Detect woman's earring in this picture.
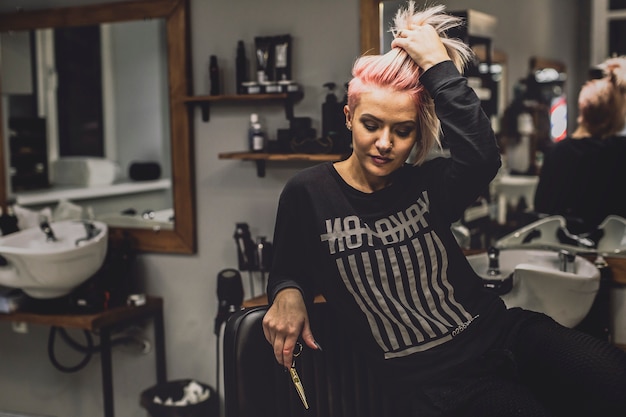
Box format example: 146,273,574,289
346,122,352,131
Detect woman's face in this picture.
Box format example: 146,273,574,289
344,86,419,188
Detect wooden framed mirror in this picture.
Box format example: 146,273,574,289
0,0,196,254
360,0,383,55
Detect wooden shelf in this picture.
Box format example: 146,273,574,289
219,151,345,161
184,92,304,121
184,92,302,103
0,296,163,330
219,151,348,177
189,91,347,176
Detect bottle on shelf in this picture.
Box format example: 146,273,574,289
210,55,220,95
321,82,352,154
0,202,19,236
248,113,266,152
235,41,247,95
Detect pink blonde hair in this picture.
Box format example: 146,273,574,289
598,55,626,94
347,2,473,164
578,56,626,138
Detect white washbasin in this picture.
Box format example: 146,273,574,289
467,249,600,327
491,175,538,224
0,220,108,299
595,215,626,254
495,215,626,256
492,175,538,200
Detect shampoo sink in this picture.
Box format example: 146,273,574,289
494,215,626,255
0,220,108,299
467,249,600,328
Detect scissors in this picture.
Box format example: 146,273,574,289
289,342,309,409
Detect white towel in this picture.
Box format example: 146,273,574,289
52,157,120,187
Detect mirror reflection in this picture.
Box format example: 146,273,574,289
0,0,196,254
1,19,173,231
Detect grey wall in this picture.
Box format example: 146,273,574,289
0,1,589,416
112,19,170,179
0,31,33,94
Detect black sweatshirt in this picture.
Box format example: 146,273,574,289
534,135,626,234
268,61,507,385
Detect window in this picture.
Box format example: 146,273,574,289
610,0,626,10
592,0,626,64
609,18,626,56
54,25,105,157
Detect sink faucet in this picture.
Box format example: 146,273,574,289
558,249,577,273
39,219,57,242
487,246,500,276
557,227,596,249
75,221,101,246
83,221,100,239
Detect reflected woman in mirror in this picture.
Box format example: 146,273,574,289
263,2,626,416
534,56,626,235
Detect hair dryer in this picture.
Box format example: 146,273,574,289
214,268,244,335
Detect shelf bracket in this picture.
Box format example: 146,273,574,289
255,160,266,177
284,100,294,120
199,103,210,122
285,92,302,120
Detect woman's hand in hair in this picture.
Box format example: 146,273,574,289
391,24,451,72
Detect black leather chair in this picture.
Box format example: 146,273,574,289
223,303,394,417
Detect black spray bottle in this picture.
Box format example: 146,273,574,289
322,82,351,153
209,55,220,95
0,204,19,236
233,222,258,296
235,41,247,94
234,223,256,270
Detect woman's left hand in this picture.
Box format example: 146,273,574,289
391,24,450,72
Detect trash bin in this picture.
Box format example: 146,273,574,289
140,379,218,417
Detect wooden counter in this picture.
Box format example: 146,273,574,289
243,293,325,308
602,256,626,285
0,296,167,417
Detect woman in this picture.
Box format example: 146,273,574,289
263,3,626,416
534,56,626,234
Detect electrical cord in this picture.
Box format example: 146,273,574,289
58,327,102,353
47,327,94,373
216,330,221,407
47,326,144,373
